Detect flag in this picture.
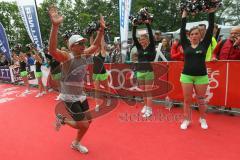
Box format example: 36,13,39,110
17,0,43,51
0,23,11,61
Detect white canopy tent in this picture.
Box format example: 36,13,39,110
167,20,235,39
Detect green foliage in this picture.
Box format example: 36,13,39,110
0,0,239,49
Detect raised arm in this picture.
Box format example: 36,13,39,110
202,11,215,48
84,15,105,55
132,25,141,49
48,6,69,62
100,35,106,56
180,10,189,49
146,22,154,48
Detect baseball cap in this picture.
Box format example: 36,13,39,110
68,35,87,48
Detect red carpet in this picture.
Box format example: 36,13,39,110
0,83,240,160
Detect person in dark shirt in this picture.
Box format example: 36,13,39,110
19,52,31,94
35,52,47,97
179,9,216,130
132,20,156,118
90,34,111,112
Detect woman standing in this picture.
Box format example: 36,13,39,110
91,35,111,112
132,20,156,118
180,8,216,130
19,52,30,95
34,52,46,97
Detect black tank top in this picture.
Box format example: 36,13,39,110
93,53,106,74
19,61,26,72
50,59,61,74
35,61,42,72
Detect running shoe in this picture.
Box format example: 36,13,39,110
71,142,88,154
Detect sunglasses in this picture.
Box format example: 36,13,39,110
74,41,85,46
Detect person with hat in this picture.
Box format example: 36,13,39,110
48,6,105,154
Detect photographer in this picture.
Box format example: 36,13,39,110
179,8,217,130
132,16,156,118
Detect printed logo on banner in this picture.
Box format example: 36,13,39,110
120,0,125,28
0,66,11,82
17,1,43,50
192,68,220,102
24,6,42,49
206,68,220,102
0,23,11,61
11,66,35,82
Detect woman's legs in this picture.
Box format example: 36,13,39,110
181,83,194,120
22,76,30,93
138,79,153,117
194,84,208,119
93,80,101,110
100,79,111,106
194,84,209,129
38,77,43,93
145,80,153,109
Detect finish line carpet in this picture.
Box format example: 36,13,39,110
0,83,239,160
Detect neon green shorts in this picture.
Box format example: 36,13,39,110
20,71,28,77
35,72,42,78
93,73,108,81
180,74,209,84
136,71,154,81
51,73,61,80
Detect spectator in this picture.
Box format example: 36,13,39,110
212,26,240,60
155,37,171,61
170,39,184,61
154,30,162,47
198,23,217,61
0,53,9,66
26,53,35,66
111,42,125,63
212,26,240,115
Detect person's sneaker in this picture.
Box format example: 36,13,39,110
55,95,60,101
141,105,147,114
199,118,208,129
95,105,100,112
23,89,30,95
35,93,42,98
142,107,152,118
180,120,190,130
71,142,88,154
55,114,65,131
42,91,47,95
48,88,54,92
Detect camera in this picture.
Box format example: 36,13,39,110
129,7,154,25
62,30,73,41
83,21,100,35
180,0,222,14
